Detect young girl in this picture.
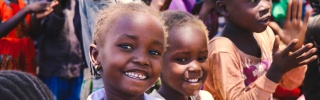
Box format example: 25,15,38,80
149,10,214,100
204,0,316,99
88,3,167,100
0,0,57,75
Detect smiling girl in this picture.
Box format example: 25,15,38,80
149,10,214,100
88,3,167,100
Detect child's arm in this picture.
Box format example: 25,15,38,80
0,1,53,37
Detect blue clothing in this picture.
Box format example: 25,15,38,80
39,73,83,100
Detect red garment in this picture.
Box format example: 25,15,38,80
0,0,36,75
273,86,301,99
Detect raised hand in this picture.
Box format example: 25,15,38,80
267,35,317,83
278,0,310,50
26,1,59,18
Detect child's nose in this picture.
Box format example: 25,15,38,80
259,0,271,11
187,61,202,72
187,61,203,78
132,53,150,66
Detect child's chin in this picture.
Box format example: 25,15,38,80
184,90,200,97
123,87,148,95
254,26,268,33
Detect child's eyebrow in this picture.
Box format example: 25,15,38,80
118,34,164,47
118,34,138,40
175,51,191,55
201,50,208,53
151,40,164,47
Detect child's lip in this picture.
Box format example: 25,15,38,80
183,77,203,83
123,68,150,80
259,15,271,22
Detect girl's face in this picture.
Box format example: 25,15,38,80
92,13,165,97
224,0,272,32
161,25,208,96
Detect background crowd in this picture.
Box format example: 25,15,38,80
0,0,319,100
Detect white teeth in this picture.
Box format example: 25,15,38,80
187,79,199,83
125,72,147,80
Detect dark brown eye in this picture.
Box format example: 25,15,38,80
198,57,207,62
118,44,134,51
120,45,132,49
250,0,257,2
149,50,161,56
176,58,188,62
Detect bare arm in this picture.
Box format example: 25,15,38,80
0,1,56,38
0,7,30,37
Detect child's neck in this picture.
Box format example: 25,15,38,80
221,21,262,58
104,88,144,100
158,84,190,100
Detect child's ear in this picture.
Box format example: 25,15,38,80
89,44,100,66
216,1,229,16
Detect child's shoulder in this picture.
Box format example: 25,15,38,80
87,89,105,100
208,36,237,54
198,90,214,100
148,89,165,100
144,92,159,100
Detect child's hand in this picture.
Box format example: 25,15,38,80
26,1,59,18
267,35,317,83
278,0,310,50
26,1,51,13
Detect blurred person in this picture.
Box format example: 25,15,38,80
0,0,57,75
36,0,85,99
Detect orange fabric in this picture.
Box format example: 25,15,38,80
0,0,36,75
204,27,306,100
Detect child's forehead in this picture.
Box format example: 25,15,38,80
114,12,160,26
106,12,165,42
109,12,163,34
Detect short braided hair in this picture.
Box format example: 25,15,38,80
93,2,167,47
0,70,54,100
160,10,209,43
91,3,168,76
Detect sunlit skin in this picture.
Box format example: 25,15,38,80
158,24,209,100
217,0,272,58
216,0,317,85
90,12,165,100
